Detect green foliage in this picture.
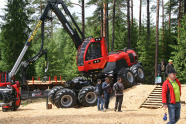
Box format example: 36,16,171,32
86,0,103,37
171,15,186,83
46,28,79,80
136,26,156,84
29,28,79,81
0,0,31,75
111,1,128,50
158,25,177,62
130,19,139,49
0,33,2,64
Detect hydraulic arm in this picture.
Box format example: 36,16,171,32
0,0,85,111
9,0,84,82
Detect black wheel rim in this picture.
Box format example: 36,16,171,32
85,92,96,104
61,95,73,107
127,72,134,83
138,68,144,79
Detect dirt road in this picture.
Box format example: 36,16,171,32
0,84,185,124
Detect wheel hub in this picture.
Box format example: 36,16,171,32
127,72,134,83
138,68,144,78
85,92,96,104
61,95,73,107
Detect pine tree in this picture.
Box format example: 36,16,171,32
147,0,150,39
48,28,79,80
127,0,130,48
171,15,186,83
137,25,156,84
155,0,160,77
159,0,178,62
111,0,116,52
86,0,104,37
0,33,2,64
0,0,31,74
110,0,128,50
139,0,142,35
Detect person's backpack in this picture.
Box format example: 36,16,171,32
94,85,100,95
114,83,119,91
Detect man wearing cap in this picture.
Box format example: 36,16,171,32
166,59,175,75
162,69,181,124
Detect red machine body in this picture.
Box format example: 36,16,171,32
107,49,138,66
77,37,138,76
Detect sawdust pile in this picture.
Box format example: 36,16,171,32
0,84,185,124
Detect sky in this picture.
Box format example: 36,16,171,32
0,0,168,27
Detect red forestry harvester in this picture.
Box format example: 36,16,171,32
0,0,145,111
0,72,21,112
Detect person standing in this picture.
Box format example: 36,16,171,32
95,79,104,111
113,77,124,112
162,69,181,124
157,60,166,82
166,59,175,75
102,77,112,110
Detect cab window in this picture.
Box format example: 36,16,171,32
1,73,5,82
85,42,102,61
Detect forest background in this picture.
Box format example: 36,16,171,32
0,0,186,84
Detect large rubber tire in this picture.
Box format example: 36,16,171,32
2,108,9,112
54,88,77,108
72,77,86,82
48,86,64,104
78,86,97,107
131,64,145,83
21,85,27,91
119,68,135,88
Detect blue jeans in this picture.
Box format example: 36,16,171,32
167,102,181,124
97,95,104,110
104,93,110,109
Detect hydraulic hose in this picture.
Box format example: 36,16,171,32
25,22,45,64
19,21,45,100
20,68,30,100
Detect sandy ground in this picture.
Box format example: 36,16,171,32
0,84,185,124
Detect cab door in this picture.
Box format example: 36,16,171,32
84,42,108,71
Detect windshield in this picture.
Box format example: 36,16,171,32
77,39,90,66
85,42,102,61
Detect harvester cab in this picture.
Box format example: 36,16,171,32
77,37,108,76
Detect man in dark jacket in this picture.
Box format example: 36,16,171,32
102,77,112,110
166,59,175,75
113,77,124,112
162,69,181,124
95,79,104,111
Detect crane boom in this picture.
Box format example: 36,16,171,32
9,0,83,81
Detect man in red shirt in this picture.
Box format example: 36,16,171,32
162,69,181,124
